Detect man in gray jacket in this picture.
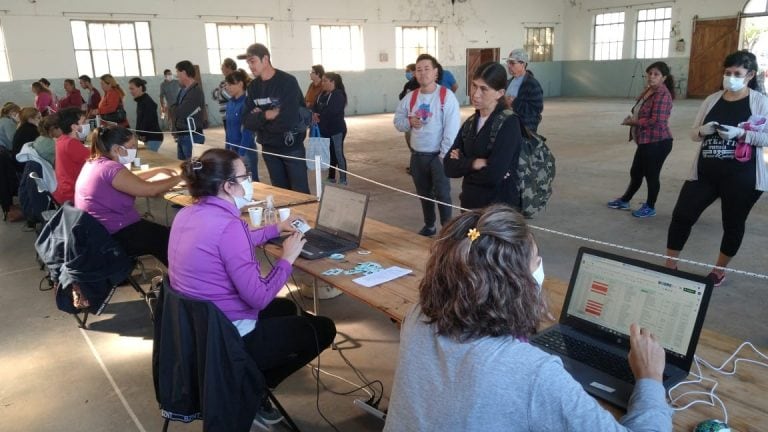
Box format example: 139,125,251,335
172,60,205,160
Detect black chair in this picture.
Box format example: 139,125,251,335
34,204,150,328
153,277,300,432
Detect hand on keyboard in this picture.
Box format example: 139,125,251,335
281,231,307,264
628,323,665,382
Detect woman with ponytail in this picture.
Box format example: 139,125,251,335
74,126,179,265
608,61,675,218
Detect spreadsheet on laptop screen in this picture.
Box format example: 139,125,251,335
317,187,367,237
566,253,706,357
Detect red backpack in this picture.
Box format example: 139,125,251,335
409,85,448,113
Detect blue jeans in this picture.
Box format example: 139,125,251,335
145,140,162,152
236,145,260,182
176,132,205,160
262,144,310,193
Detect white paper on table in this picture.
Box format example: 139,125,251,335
352,266,412,288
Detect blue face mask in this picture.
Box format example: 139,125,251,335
405,72,414,81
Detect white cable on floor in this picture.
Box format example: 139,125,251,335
306,364,375,399
79,328,147,432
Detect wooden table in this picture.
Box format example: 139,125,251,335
164,182,768,431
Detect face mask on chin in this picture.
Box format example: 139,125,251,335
117,147,137,165
231,177,253,210
165,75,172,82
76,123,91,141
532,258,545,293
723,75,748,92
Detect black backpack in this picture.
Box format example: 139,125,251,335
462,109,555,217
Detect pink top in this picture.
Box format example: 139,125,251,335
75,157,141,234
35,92,54,115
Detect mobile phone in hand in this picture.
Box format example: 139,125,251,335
291,219,311,234
714,124,728,131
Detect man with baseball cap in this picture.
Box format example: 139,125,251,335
504,48,544,132
240,43,310,193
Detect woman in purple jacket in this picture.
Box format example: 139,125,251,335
168,148,336,426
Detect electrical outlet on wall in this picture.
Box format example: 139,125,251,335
379,52,389,62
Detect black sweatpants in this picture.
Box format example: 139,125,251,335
667,171,762,257
620,139,673,208
112,219,170,266
410,152,452,227
243,298,336,388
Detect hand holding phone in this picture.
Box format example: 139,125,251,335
714,124,728,131
290,219,311,234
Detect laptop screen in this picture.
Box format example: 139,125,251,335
566,251,708,358
315,186,368,240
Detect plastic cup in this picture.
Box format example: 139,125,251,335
123,163,132,170
133,157,141,168
140,164,149,171
248,207,264,227
278,208,290,221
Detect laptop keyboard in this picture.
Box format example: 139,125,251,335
305,230,348,251
535,331,637,384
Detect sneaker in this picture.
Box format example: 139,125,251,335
707,271,726,287
339,178,348,185
253,397,283,426
632,203,656,218
417,226,437,237
326,178,337,184
607,198,630,210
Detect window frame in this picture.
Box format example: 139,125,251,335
524,26,554,62
310,24,365,72
635,7,672,59
204,22,270,73
0,22,11,81
70,20,156,78
592,12,626,61
395,26,439,69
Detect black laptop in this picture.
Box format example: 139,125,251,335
530,247,714,408
269,185,369,260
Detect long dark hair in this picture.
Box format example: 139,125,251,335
646,61,675,99
180,148,240,198
723,50,759,90
324,72,347,107
419,205,545,341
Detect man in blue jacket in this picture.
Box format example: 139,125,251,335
505,48,544,132
240,44,309,193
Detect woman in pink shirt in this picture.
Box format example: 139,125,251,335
168,148,336,426
75,126,180,265
31,82,54,116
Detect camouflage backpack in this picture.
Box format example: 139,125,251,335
466,109,555,218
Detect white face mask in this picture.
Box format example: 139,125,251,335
532,258,545,292
165,75,173,82
723,75,748,92
118,146,137,165
76,122,91,141
232,177,253,210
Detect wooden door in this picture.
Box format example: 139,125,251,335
465,48,500,97
687,17,740,98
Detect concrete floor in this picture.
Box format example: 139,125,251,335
0,97,765,431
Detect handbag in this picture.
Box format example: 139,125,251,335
101,103,127,124
306,124,330,170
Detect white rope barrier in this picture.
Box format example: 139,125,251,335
115,123,768,281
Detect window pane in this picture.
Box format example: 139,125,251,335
75,50,94,77
123,50,140,76
0,55,10,82
103,24,121,49
135,22,152,49
139,50,155,76
205,23,218,49
107,50,125,76
89,24,107,50
92,51,109,76
208,49,221,74
71,21,90,49
635,7,671,59
120,24,136,49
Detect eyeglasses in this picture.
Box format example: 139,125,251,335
228,174,252,183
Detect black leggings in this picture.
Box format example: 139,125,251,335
243,298,336,388
667,176,762,257
620,139,673,208
112,219,170,266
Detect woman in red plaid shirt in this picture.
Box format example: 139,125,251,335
608,61,675,218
